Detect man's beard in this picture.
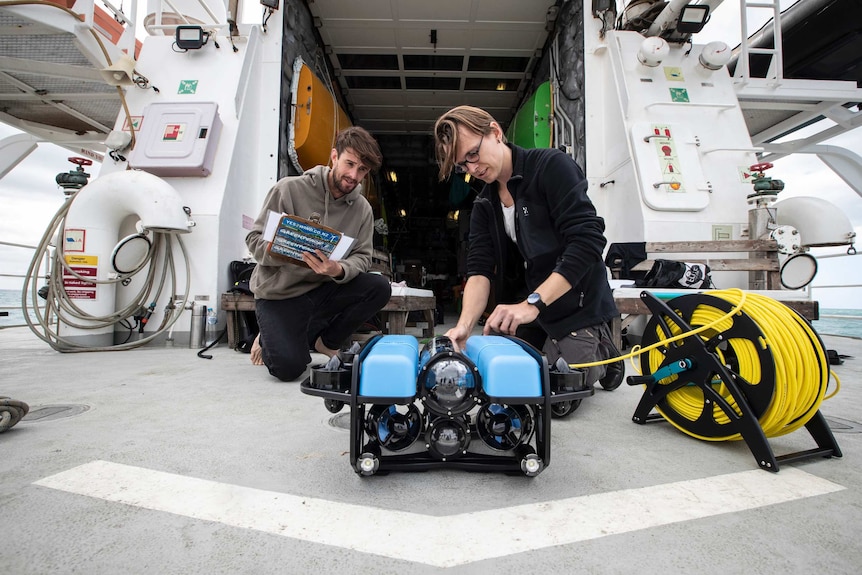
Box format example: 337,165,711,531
331,166,358,197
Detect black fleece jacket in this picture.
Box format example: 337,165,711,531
465,144,618,339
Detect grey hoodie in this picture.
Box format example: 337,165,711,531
245,165,375,300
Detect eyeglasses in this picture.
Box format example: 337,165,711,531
454,133,485,174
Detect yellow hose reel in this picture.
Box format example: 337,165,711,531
629,289,842,472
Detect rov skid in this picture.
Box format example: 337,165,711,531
301,335,592,476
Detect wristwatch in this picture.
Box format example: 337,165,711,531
526,292,547,312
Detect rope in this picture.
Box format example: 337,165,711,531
0,397,29,432
643,290,831,441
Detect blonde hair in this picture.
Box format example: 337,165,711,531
433,106,506,181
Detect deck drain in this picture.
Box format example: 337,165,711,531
22,404,90,423
825,416,862,434
328,412,351,430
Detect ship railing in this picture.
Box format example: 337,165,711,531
0,239,45,330
144,0,231,35
809,251,862,327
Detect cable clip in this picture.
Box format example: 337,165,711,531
628,358,693,386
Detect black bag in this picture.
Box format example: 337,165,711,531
635,259,712,289
229,260,255,295
604,242,648,281
228,261,258,352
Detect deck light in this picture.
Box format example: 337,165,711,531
520,453,543,477
637,37,669,67
677,4,710,34
699,41,731,70
175,26,206,50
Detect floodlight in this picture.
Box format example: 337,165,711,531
677,4,710,34
176,26,206,50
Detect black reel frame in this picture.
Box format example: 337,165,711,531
301,334,594,476
628,291,842,472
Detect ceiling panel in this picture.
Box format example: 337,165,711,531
306,0,557,162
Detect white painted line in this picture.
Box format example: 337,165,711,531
34,461,844,568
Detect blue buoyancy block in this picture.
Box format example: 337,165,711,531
359,335,420,398
464,336,542,398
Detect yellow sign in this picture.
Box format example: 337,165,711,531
664,67,684,81
65,254,98,266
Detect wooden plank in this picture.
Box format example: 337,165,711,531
645,240,778,253
614,294,818,320
221,292,438,342
221,292,255,311
381,295,436,312
631,258,780,272
223,294,438,315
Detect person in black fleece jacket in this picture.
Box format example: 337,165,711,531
433,106,623,390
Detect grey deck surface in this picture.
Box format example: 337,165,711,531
1,321,860,574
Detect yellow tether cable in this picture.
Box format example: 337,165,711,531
568,288,751,370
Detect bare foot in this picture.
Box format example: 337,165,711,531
250,334,264,365
314,336,338,359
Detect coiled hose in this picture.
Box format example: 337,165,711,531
0,397,29,432
640,289,832,441
21,193,191,352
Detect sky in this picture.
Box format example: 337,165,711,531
1,0,860,306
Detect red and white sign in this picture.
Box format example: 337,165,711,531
163,123,186,141
63,255,98,300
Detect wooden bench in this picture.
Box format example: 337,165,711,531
220,290,436,349
221,249,437,349
608,240,819,349
616,240,783,288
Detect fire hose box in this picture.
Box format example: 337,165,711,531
128,101,222,177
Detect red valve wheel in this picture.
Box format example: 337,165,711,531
749,162,773,172
68,157,93,166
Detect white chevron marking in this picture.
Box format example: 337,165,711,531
34,460,844,568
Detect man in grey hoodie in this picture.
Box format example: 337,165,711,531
245,127,391,381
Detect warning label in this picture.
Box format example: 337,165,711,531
163,123,186,142
64,229,85,252
63,255,97,300
65,254,98,266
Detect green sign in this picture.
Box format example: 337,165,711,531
669,88,690,103
178,80,198,94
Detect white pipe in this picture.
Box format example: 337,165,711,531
646,0,693,37
58,170,191,345
65,169,192,233
0,134,39,179
775,196,856,248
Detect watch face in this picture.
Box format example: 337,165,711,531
528,293,541,305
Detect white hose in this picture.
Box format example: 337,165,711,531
21,189,193,352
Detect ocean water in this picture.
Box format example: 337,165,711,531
1,288,860,338
0,288,27,328
811,309,862,340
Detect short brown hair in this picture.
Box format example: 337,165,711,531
335,126,383,172
433,106,505,181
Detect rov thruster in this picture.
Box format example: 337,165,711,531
300,335,593,476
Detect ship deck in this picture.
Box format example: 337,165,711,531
1,321,860,573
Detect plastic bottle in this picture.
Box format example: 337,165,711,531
206,307,218,345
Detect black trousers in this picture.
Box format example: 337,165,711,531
255,273,391,381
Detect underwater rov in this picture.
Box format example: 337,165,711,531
300,335,593,476
627,289,842,472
